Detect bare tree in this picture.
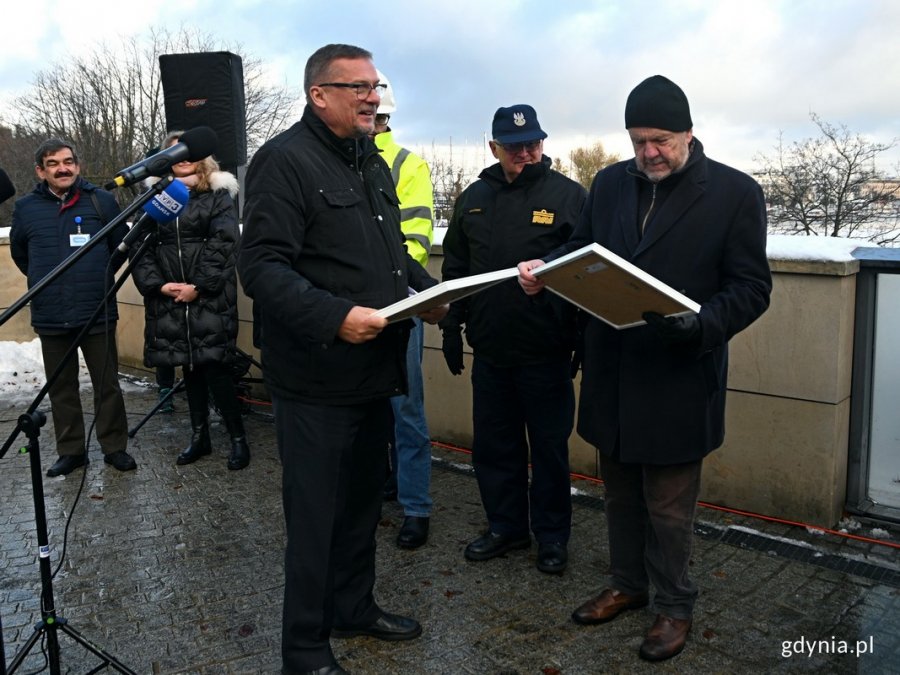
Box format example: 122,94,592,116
1,27,296,204
421,141,476,222
755,113,900,242
564,141,621,189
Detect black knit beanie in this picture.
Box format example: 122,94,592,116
624,75,693,131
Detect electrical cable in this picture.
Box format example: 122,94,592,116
429,440,900,551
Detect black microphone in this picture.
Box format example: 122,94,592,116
110,178,190,269
0,167,15,204
105,126,218,189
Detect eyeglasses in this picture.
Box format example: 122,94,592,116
317,82,388,100
375,114,391,126
495,139,542,154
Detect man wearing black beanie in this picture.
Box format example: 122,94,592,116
518,75,772,661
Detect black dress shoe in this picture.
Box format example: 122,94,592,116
227,436,250,470
464,531,530,561
291,665,349,675
104,450,137,472
47,454,87,477
536,542,568,574
331,611,422,641
396,516,429,549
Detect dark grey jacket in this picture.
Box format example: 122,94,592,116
10,177,125,331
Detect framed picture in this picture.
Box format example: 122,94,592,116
533,243,700,329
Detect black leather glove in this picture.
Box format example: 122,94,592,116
441,329,465,375
642,311,702,347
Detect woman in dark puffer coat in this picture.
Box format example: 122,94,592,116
132,130,249,470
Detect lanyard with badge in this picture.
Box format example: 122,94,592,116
69,215,90,247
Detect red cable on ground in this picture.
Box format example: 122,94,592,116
238,395,272,407
430,440,900,551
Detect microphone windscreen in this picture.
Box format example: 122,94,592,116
180,126,219,162
142,179,190,222
0,167,16,203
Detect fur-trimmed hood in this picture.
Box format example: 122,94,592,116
144,170,239,197
208,170,240,197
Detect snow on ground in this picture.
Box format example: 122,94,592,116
0,338,47,405
0,338,148,407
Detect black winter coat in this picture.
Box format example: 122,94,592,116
548,139,772,465
238,107,437,404
10,178,125,331
442,158,586,366
131,171,240,368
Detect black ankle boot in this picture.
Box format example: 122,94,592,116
177,423,211,465
227,436,250,470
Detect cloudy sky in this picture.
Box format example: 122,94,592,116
1,0,898,175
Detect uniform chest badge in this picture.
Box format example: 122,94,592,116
532,209,555,225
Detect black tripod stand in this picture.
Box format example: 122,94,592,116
0,180,172,673
127,378,185,438
4,411,136,675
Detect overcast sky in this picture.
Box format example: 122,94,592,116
1,0,898,176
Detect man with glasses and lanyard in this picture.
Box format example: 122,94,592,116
238,44,445,675
439,105,586,575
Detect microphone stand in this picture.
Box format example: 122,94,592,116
0,182,169,673
127,377,185,438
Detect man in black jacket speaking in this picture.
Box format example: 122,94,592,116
238,44,445,675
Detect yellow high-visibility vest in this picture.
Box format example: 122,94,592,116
375,131,434,266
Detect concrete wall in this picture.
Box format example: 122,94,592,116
419,250,859,527
0,235,858,526
709,259,858,525
0,235,33,342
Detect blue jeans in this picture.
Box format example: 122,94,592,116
390,319,433,518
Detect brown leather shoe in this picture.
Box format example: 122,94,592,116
571,588,649,625
639,614,692,661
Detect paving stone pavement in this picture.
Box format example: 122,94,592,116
1,379,899,674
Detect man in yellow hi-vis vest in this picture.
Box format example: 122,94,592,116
372,70,435,549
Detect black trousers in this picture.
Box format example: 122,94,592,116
273,395,390,672
471,358,575,543
155,365,176,389
39,327,129,457
182,362,244,435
